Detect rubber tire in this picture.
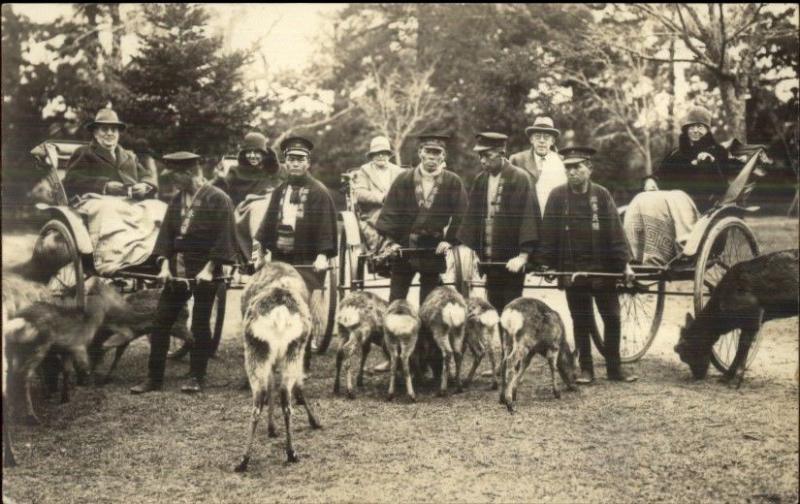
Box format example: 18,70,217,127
40,219,85,310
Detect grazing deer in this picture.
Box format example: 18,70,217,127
675,249,799,385
88,288,192,385
500,297,578,413
235,262,321,472
383,300,420,402
419,286,468,396
463,297,500,390
4,277,129,424
334,291,388,399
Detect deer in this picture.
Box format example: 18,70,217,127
500,297,578,413
334,290,388,399
462,297,500,390
383,299,420,402
419,286,468,396
675,249,799,386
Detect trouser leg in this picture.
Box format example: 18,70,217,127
389,259,414,302
189,281,218,379
149,282,193,382
486,268,525,313
418,272,441,307
565,288,594,372
593,287,622,372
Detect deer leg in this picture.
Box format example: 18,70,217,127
2,394,15,467
280,385,298,463
103,344,129,385
401,335,417,402
294,385,321,430
452,329,465,393
432,329,453,397
387,340,398,401
60,354,71,404
234,387,267,473
341,336,358,399
23,369,40,426
357,339,372,387
334,341,346,395
498,326,509,404
463,337,484,388
547,350,560,399
266,380,278,438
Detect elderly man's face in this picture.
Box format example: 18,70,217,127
285,153,310,178
171,165,202,191
419,146,445,172
566,161,592,191
245,150,264,167
93,125,120,150
479,148,504,173
530,132,555,157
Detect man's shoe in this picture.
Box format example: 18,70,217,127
607,368,638,383
181,377,205,394
130,380,162,395
575,369,595,385
372,360,391,373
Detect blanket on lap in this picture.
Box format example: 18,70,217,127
623,190,699,266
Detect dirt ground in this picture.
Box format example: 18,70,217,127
2,216,798,503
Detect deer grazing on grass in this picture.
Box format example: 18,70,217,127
234,262,321,472
383,299,420,402
419,286,468,396
500,297,578,413
675,249,799,386
4,277,129,424
334,291,388,399
463,297,500,390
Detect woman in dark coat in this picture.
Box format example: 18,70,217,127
624,106,733,266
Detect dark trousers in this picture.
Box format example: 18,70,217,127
483,266,525,313
565,284,622,373
388,256,442,306
148,280,218,382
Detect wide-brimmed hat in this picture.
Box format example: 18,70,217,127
473,132,508,153
240,132,269,157
86,108,127,131
367,136,393,157
681,106,712,130
524,116,560,139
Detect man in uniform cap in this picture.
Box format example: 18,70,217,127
131,151,237,395
459,132,541,312
537,146,638,384
376,131,467,381
509,116,567,211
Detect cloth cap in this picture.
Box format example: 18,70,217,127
473,132,508,152
86,108,127,131
240,132,269,156
367,136,393,157
524,116,560,139
560,146,597,166
161,151,201,176
416,132,450,150
681,106,712,130
280,136,313,156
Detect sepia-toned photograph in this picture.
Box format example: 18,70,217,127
2,3,798,502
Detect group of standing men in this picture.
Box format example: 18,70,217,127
62,107,636,395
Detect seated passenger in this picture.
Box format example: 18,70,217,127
624,106,732,266
61,108,166,274
212,132,284,261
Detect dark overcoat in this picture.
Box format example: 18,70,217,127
254,174,338,265
153,184,238,278
63,141,158,199
538,182,630,277
459,159,541,262
212,150,285,206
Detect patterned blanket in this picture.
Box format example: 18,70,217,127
623,190,699,266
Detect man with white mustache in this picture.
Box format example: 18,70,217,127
509,116,567,211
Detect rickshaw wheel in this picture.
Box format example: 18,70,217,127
694,216,760,373
338,234,365,300
311,263,338,354
167,282,227,360
39,219,85,310
590,278,665,363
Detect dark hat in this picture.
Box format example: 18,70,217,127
524,116,560,138
560,146,597,166
161,151,201,176
86,108,127,131
280,136,313,156
416,132,450,150
473,132,508,152
681,106,712,130
240,132,269,157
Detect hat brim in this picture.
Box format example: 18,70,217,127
284,149,310,157
87,121,127,132
525,126,560,138
562,157,591,166
367,149,393,157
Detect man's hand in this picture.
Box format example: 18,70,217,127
157,258,172,286
196,263,214,283
506,253,528,273
130,182,152,199
104,181,126,196
643,178,659,192
313,254,329,272
435,241,451,255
